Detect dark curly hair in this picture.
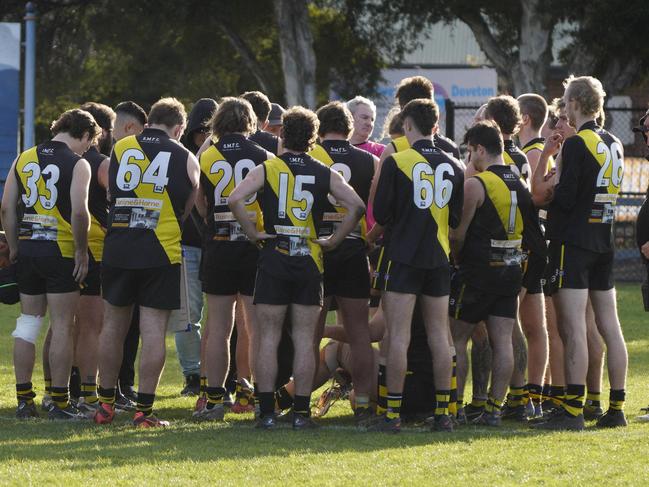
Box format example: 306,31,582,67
281,106,319,152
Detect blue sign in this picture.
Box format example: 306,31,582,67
0,23,21,195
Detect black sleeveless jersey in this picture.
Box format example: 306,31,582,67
83,146,109,261
103,128,193,268
503,139,531,182
15,141,82,258
390,134,460,160
459,165,544,295
249,129,280,155
546,121,623,253
199,133,268,269
374,139,464,269
308,140,374,260
259,152,331,278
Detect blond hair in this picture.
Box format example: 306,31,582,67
563,75,606,118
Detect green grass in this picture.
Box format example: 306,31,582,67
1,284,649,484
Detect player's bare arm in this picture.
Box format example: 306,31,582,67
316,170,365,251
449,176,484,261
70,158,91,283
228,164,272,242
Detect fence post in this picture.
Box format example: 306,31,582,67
445,98,455,141
23,2,37,150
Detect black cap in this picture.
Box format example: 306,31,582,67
268,103,285,125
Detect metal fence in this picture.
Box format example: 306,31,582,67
442,100,649,282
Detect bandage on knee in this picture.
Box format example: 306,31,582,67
11,314,44,344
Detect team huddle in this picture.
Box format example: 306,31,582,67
1,73,632,432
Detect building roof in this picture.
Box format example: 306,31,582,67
400,20,571,67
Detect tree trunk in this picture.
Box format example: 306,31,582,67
273,0,317,108
513,0,554,95
460,0,555,97
216,19,277,100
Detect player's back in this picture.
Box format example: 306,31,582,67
547,122,622,253
104,127,193,268
374,139,464,269
260,152,331,278
15,141,81,258
460,164,533,295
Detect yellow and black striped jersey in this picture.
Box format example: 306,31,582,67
83,146,108,262
103,128,194,268
390,134,461,159
547,121,623,253
308,140,374,255
374,139,464,269
459,165,545,295
15,141,82,258
259,152,332,277
521,137,555,172
503,139,531,182
199,134,267,269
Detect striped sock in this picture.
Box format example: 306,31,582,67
528,383,542,404
563,384,585,417
81,382,98,404
199,376,207,398
449,354,458,416
16,382,36,405
586,391,601,409
435,390,450,417
206,386,226,410
609,389,625,411
550,385,565,407
136,392,155,416
377,363,387,415
51,386,69,409
386,392,402,420
98,386,116,406
508,385,526,407
484,396,503,413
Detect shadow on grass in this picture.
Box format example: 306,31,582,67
0,404,594,468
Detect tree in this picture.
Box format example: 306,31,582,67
273,0,317,108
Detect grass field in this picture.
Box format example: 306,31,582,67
1,284,649,485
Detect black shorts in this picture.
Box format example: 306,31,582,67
384,261,450,297
102,263,181,309
81,260,101,296
253,268,323,306
522,252,546,295
201,247,256,296
17,254,79,295
449,275,517,323
545,241,614,294
371,245,389,291
323,250,370,299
